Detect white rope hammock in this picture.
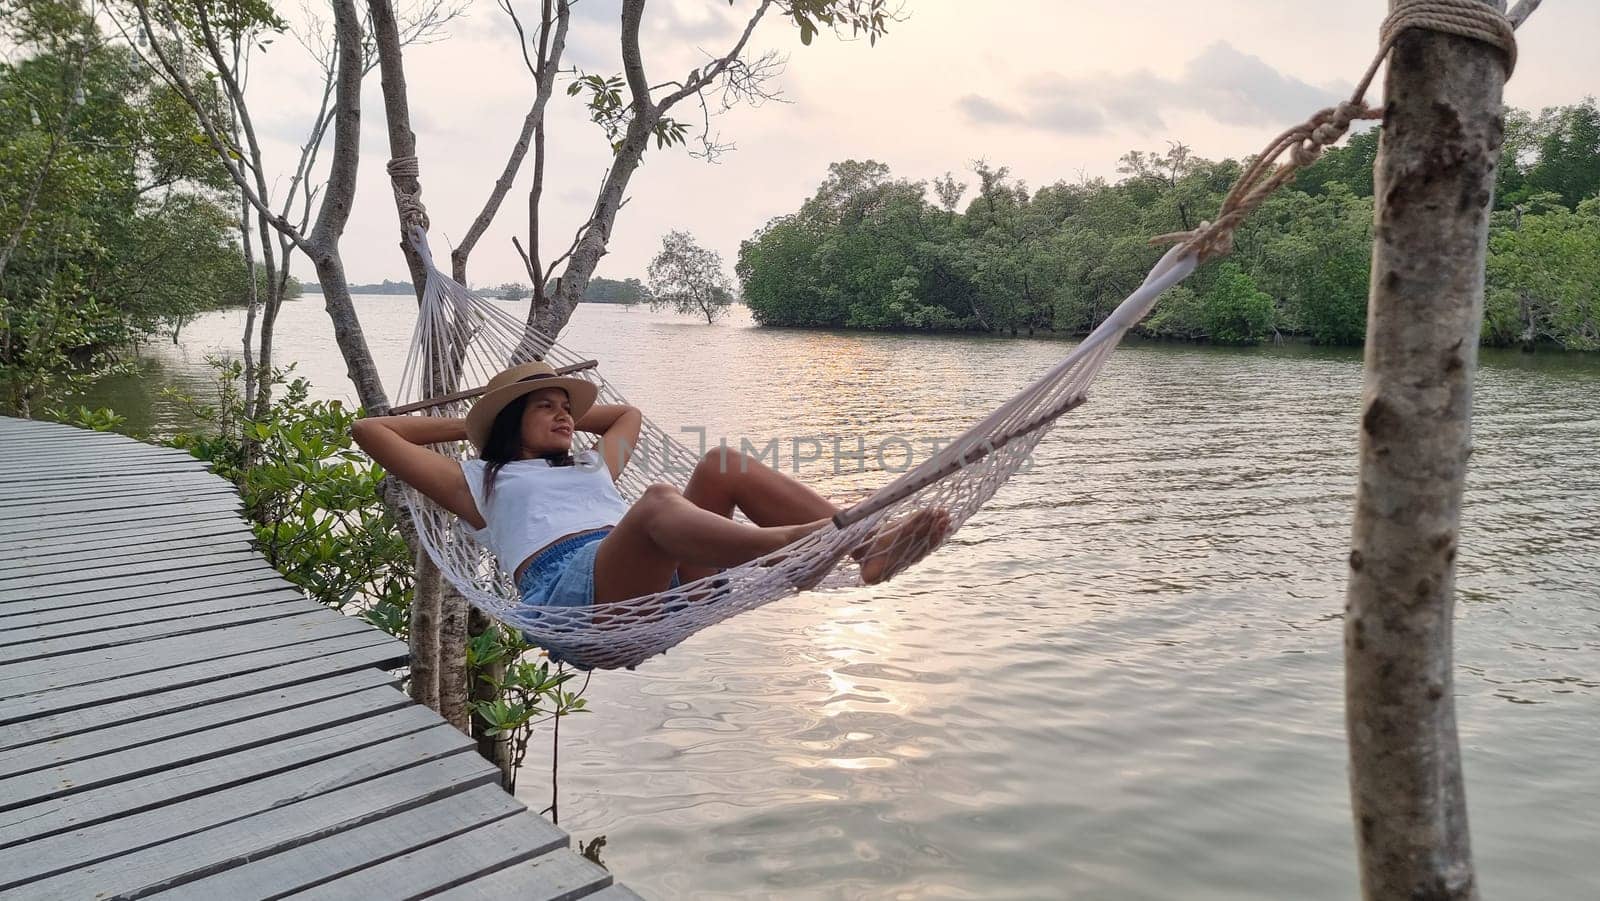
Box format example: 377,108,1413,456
393,229,1197,670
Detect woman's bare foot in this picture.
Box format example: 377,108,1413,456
763,518,843,590
856,508,952,585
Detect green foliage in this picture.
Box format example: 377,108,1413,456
566,71,688,154
467,627,588,792
1485,203,1600,350
0,0,255,415
166,359,414,637
647,230,735,323
1518,98,1600,210
1197,263,1275,345
740,104,1597,349
776,0,894,46
65,404,127,432
581,276,651,305
1,294,133,414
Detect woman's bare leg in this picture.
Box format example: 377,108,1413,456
677,448,840,581
676,448,952,586
591,483,833,603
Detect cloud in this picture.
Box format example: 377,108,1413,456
958,41,1343,136
955,94,1022,126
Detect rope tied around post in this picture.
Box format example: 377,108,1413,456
386,155,430,230
1153,0,1518,264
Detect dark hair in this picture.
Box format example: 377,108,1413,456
481,392,575,501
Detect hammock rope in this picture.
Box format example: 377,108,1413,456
385,0,1530,671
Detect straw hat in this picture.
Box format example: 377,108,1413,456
465,361,599,450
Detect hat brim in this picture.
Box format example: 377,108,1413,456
465,375,600,450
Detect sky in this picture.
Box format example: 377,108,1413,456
244,0,1597,287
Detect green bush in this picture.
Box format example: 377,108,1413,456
166,359,414,638
1200,264,1277,345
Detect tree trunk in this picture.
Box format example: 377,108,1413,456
408,539,442,711
305,251,389,412
362,0,485,743
1344,5,1506,899
239,195,260,420
298,0,389,415
469,606,513,778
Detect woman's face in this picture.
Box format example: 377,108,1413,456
519,386,574,456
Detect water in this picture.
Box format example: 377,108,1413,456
83,297,1600,899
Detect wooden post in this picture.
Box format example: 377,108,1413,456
1345,3,1508,899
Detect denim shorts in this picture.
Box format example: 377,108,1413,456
516,527,687,613
518,529,611,608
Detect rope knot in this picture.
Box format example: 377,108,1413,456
1379,0,1517,76
386,155,430,230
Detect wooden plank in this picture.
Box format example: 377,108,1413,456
0,722,474,890
0,611,370,698
0,455,188,475
0,443,187,463
0,585,301,642
0,482,229,512
0,517,247,561
0,597,310,664
0,429,149,446
0,451,195,474
0,437,186,459
0,667,395,778
0,443,205,463
0,629,402,726
0,416,74,432
142,781,537,901
0,642,404,753
433,851,619,901
0,557,282,607
0,499,245,540
0,547,264,590
291,812,580,901
0,467,219,493
0,535,256,579
0,487,240,523
0,490,241,525
0,570,288,625
0,512,245,555
0,695,438,843
0,544,262,587
0,684,415,813
0,475,232,506
0,458,210,484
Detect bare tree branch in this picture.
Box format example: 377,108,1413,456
657,0,774,112
122,1,309,250
453,0,570,283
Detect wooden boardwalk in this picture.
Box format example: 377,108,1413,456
0,416,641,900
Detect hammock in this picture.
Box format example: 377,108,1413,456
394,230,1197,670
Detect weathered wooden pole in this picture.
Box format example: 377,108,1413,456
1345,2,1509,899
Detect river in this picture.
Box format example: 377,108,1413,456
80,296,1600,899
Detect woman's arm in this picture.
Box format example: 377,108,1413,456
575,403,643,481
352,415,486,529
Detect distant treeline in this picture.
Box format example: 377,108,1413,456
307,275,651,305
737,100,1600,350
305,278,414,295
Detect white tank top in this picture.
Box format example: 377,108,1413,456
459,450,631,573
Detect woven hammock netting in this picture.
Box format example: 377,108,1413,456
395,230,1197,670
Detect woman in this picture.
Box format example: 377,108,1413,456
353,361,948,611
